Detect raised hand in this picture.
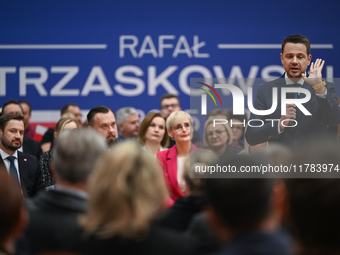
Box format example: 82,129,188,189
302,58,325,86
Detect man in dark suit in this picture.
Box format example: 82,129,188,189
25,128,107,254
1,100,42,160
0,113,43,197
245,34,340,149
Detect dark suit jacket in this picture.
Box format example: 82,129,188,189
0,151,43,197
23,136,43,160
25,189,87,254
245,75,340,148
157,195,206,232
25,189,199,255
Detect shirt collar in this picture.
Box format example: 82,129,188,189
0,148,18,160
284,73,304,86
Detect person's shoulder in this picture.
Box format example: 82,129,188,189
18,150,38,160
260,76,284,88
18,151,39,165
157,147,171,158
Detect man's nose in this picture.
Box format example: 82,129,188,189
14,132,21,138
292,56,298,63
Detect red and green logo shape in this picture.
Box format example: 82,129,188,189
198,82,223,106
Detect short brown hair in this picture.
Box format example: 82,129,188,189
0,113,24,132
159,94,181,108
137,112,169,148
282,34,311,55
87,106,114,127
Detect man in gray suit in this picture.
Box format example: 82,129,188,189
24,128,107,254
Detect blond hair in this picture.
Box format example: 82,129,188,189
203,117,233,148
80,142,167,239
166,111,193,130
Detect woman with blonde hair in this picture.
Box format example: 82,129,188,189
39,118,79,188
203,117,234,156
157,111,199,201
137,112,169,157
79,142,197,255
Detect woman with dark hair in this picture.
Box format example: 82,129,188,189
137,112,169,157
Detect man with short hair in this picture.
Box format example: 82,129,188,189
160,94,182,118
2,100,42,160
18,100,35,139
41,103,83,153
246,34,340,148
60,103,82,125
87,106,119,146
25,129,107,254
116,107,140,140
0,113,43,197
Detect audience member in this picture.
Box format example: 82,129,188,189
160,93,201,147
0,168,27,255
137,112,169,157
76,142,198,255
39,118,79,189
87,106,119,146
157,111,199,201
285,141,340,255
41,103,82,153
203,117,234,156
227,111,247,150
207,108,229,120
157,150,217,232
2,100,42,160
0,114,43,197
25,129,107,254
18,100,35,140
116,107,140,140
205,155,289,255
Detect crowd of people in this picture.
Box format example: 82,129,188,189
1,33,340,255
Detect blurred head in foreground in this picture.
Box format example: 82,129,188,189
81,142,167,239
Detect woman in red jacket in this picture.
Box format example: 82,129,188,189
157,111,199,201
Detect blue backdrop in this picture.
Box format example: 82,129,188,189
0,0,339,130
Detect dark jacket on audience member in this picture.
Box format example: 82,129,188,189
213,230,289,255
23,136,43,160
0,151,43,197
25,189,87,254
157,195,206,232
25,190,200,255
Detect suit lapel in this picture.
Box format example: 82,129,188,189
166,145,184,197
18,152,29,197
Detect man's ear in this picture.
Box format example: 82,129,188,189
280,53,283,65
308,54,312,65
0,129,2,138
118,123,124,131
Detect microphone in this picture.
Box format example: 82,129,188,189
285,84,298,128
